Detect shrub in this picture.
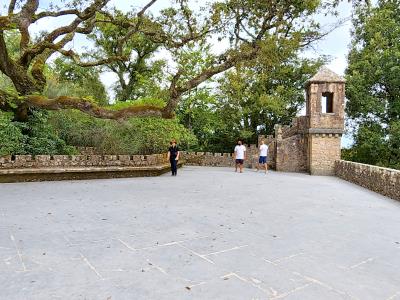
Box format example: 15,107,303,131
49,110,197,154
0,112,25,156
0,111,77,156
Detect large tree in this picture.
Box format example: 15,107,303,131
345,0,400,168
0,0,332,122
47,57,109,105
88,9,165,102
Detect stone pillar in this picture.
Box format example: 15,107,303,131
275,124,283,141
249,144,258,168
274,125,284,171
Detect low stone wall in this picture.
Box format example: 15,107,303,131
0,150,263,173
335,160,400,201
182,152,235,167
0,153,168,169
182,150,268,169
0,153,177,182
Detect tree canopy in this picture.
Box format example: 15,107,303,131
345,0,400,169
0,0,334,121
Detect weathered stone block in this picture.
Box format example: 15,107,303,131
118,155,130,161
53,155,70,161
15,155,32,162
71,155,87,161
103,155,117,161
35,155,51,162
0,155,12,164
88,155,102,164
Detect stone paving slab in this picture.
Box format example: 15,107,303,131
1,166,400,299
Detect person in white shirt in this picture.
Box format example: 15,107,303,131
234,140,246,173
256,140,269,174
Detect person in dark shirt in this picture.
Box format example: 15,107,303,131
167,139,180,176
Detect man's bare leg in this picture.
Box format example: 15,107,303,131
265,163,268,174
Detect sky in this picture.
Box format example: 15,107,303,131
1,0,355,146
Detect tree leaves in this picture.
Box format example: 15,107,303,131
345,0,400,169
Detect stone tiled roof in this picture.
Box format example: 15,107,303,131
307,66,346,83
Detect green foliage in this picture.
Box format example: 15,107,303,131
0,112,25,156
0,1,351,157
0,111,76,156
3,30,21,61
22,111,77,155
0,31,19,92
111,97,166,110
345,0,400,169
177,57,323,152
177,87,224,151
89,10,166,102
344,123,388,166
49,110,197,155
387,121,400,169
44,58,108,105
0,73,15,92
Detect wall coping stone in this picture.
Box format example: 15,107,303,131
338,160,399,174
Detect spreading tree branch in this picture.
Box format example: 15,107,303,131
20,0,110,66
18,0,39,51
0,89,166,119
8,0,17,14
34,9,82,20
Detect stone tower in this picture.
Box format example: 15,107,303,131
305,67,345,175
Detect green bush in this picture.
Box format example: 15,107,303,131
49,110,197,154
0,112,25,156
0,111,77,156
22,111,77,155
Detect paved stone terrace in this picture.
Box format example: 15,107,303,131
1,166,400,300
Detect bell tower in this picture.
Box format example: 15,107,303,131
306,67,346,175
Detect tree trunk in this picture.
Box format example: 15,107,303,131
8,69,44,122
119,84,135,102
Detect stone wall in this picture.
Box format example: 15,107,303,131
307,82,345,130
335,160,400,201
0,153,168,169
182,152,235,167
309,134,341,175
182,146,261,169
276,134,307,172
269,117,309,173
0,148,264,171
282,116,309,139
